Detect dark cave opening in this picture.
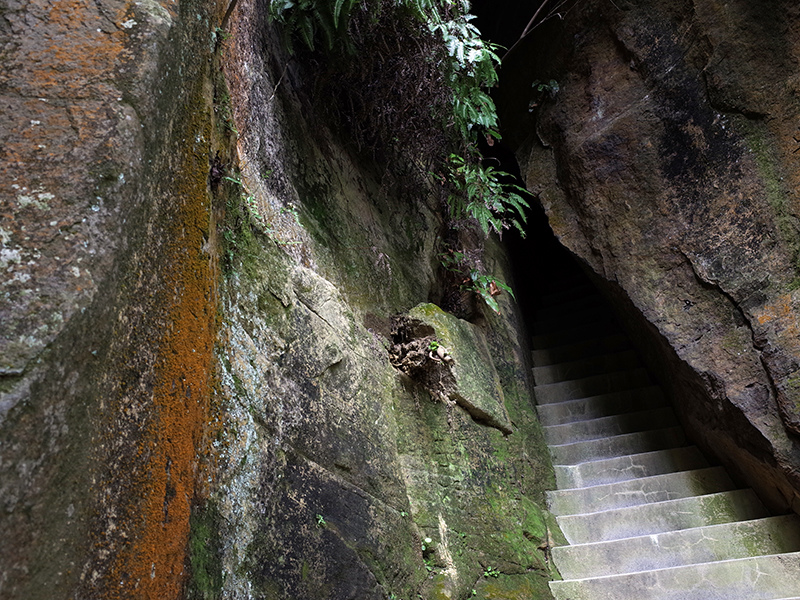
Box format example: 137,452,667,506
469,0,586,322
478,134,581,319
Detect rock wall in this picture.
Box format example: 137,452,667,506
1,0,226,596
1,0,559,598
205,3,559,598
500,0,800,512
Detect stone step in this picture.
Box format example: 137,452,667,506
552,515,800,580
536,386,667,427
553,445,709,489
549,551,800,600
532,319,620,350
549,426,686,465
548,466,735,516
533,349,642,385
533,303,614,335
534,292,605,322
535,368,651,404
557,489,768,545
532,332,631,366
543,406,678,446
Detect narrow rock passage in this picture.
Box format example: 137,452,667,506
532,271,800,600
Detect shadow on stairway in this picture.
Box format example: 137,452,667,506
529,262,800,600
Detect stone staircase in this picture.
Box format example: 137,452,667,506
532,273,800,600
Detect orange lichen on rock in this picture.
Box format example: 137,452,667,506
755,293,800,354
3,0,129,98
105,108,218,598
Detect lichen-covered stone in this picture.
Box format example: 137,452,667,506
1,0,225,596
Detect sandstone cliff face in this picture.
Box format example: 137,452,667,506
501,0,800,512
1,0,558,598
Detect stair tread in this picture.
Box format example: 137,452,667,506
552,515,800,580
556,489,767,545
549,551,800,600
547,466,735,516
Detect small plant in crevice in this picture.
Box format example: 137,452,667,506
224,174,273,234
218,170,278,278
438,248,515,315
421,536,437,574
315,513,327,528
529,78,560,113
214,89,238,135
483,565,500,578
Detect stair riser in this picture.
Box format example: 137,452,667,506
547,466,734,516
532,320,619,350
554,447,709,488
535,295,605,322
533,306,613,335
535,369,651,404
532,333,630,367
538,283,595,307
533,350,641,385
543,407,678,446
550,427,686,466
536,387,667,426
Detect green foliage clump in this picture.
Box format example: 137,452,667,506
268,0,359,52
448,154,529,237
268,0,529,240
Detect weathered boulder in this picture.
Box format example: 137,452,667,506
404,303,514,434
501,0,800,512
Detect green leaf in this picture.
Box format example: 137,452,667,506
299,16,314,50
493,279,515,299
480,290,500,313
333,0,346,27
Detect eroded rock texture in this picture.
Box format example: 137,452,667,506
501,0,800,511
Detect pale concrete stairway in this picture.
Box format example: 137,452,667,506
532,273,800,600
